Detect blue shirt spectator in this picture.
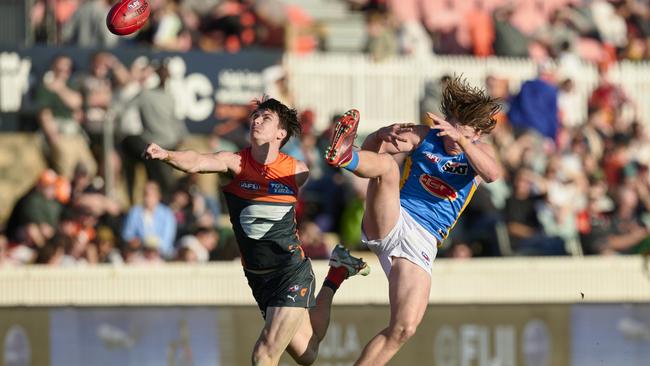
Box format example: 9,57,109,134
508,69,559,141
122,181,177,258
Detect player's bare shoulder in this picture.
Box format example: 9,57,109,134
294,160,310,188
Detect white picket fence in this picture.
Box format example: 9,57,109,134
1,256,649,305
285,53,649,134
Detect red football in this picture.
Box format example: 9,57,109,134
106,0,151,36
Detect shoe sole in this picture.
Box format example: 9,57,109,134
324,109,360,165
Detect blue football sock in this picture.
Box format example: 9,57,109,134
340,150,359,172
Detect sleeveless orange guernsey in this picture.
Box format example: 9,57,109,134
222,147,303,270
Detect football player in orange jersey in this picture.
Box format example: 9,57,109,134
144,97,369,366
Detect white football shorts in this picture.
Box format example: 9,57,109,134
362,207,438,277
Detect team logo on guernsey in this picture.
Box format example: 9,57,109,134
442,161,469,175
423,151,441,164
268,181,295,195
419,174,458,201
240,181,260,191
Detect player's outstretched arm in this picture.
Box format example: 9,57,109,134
361,123,429,155
143,143,240,175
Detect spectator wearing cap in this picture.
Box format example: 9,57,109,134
5,170,63,248
95,226,124,265
121,180,177,259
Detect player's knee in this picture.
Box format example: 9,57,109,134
379,154,400,178
388,322,418,344
251,348,269,365
252,341,280,365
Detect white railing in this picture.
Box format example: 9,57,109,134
0,256,648,306
286,53,648,134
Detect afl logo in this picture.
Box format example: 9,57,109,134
419,174,457,201
240,181,260,191
423,151,440,164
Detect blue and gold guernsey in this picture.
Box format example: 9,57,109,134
399,129,478,244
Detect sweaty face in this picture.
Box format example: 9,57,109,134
249,109,285,145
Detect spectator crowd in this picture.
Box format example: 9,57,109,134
2,0,649,266
361,0,650,64
30,0,650,64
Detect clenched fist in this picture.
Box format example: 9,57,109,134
143,143,168,160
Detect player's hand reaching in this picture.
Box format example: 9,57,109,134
427,112,464,143
143,143,168,161
377,123,416,149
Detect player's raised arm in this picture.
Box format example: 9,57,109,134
361,123,429,155
143,143,240,175
428,112,503,183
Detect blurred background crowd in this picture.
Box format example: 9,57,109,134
1,0,650,267
30,0,650,63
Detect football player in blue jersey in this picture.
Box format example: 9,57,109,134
325,77,503,365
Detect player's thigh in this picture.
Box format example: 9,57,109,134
388,257,431,327
362,155,402,240
285,311,318,361
256,306,308,355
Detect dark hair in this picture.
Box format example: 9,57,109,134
35,235,67,264
253,96,300,147
440,76,501,134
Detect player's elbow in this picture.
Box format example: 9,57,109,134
481,167,503,183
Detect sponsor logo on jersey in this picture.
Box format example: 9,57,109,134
419,174,458,201
288,284,300,292
268,181,295,195
240,181,260,191
442,161,469,175
423,151,441,164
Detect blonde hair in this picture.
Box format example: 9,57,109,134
440,76,501,134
